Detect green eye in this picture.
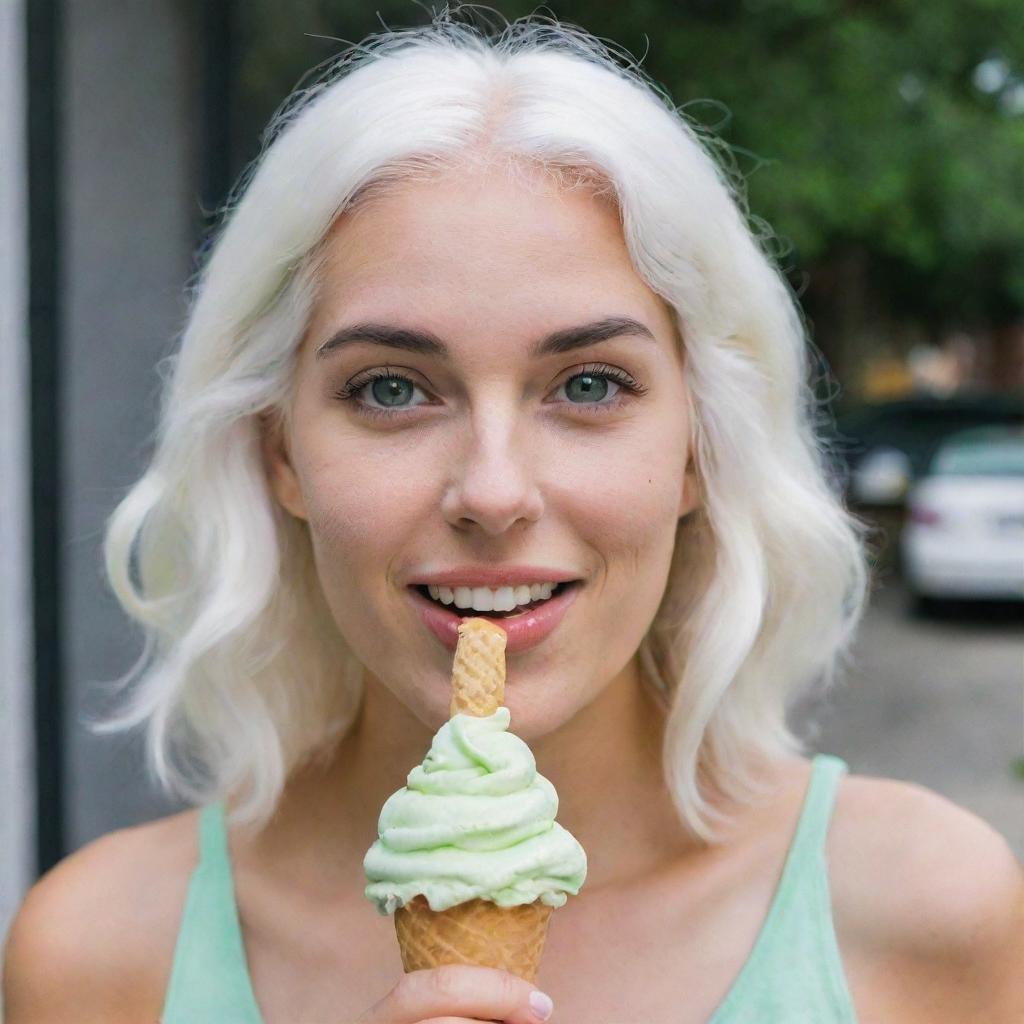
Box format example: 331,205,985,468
334,363,648,421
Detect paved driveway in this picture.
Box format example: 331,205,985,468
791,573,1023,858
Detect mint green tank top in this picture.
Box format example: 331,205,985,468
161,753,858,1023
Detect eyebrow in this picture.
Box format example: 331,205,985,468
314,315,657,361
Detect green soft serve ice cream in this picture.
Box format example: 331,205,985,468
364,706,587,914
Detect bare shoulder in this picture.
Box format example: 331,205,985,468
2,808,200,1023
827,771,1024,1023
828,772,1022,951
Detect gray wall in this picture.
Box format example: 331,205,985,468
1,0,34,946
64,0,200,848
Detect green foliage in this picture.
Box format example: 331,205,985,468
232,0,1024,321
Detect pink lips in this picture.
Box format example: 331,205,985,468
407,582,582,654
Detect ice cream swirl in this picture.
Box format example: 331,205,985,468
364,706,588,914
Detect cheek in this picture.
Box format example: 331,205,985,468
556,423,684,554
293,432,440,586
566,428,686,667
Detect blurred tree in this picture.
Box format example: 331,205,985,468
226,0,1024,393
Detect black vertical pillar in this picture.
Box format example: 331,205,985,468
26,0,65,874
200,0,235,248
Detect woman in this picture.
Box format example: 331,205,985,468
5,11,1022,1024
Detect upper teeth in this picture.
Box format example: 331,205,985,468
426,582,559,612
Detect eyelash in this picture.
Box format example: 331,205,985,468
332,363,650,422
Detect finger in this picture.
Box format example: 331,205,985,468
373,964,554,1024
418,1018,503,1023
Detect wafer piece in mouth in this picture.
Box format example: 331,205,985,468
450,617,508,718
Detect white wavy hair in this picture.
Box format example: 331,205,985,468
88,8,875,841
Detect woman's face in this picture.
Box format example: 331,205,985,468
263,164,699,738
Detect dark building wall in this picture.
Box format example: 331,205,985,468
64,0,201,847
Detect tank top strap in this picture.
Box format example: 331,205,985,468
708,753,858,1023
777,753,849,884
199,800,232,870
160,802,265,1023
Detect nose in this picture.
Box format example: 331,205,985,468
440,413,544,536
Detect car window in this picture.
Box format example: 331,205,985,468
833,401,1024,477
931,441,1024,477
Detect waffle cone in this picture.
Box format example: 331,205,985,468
394,894,554,983
449,617,507,717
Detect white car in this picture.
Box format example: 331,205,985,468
901,426,1024,606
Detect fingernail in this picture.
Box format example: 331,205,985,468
530,989,554,1021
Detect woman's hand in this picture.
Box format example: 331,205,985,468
354,964,555,1023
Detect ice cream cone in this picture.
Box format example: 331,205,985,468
394,893,554,983
394,617,555,981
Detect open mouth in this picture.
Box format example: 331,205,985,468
410,580,579,618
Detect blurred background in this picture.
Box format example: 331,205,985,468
2,0,1022,946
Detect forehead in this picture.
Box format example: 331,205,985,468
314,167,651,308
